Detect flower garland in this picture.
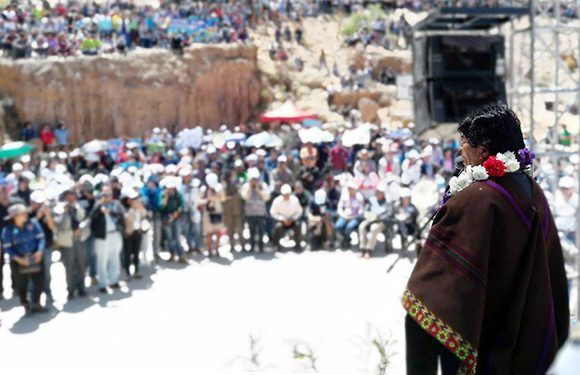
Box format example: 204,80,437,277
443,148,535,203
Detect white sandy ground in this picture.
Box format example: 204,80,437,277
0,245,414,375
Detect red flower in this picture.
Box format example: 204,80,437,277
483,156,506,177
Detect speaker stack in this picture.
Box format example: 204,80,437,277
413,35,507,132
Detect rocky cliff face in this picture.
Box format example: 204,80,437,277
0,44,262,142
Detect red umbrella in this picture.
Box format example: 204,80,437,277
260,100,317,123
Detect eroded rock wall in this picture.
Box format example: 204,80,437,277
0,44,262,142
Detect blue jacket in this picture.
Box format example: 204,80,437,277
1,219,46,258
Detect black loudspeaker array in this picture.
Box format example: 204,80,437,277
413,35,507,132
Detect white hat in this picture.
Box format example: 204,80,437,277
123,188,140,200
21,171,35,181
277,155,287,163
377,180,389,193
234,159,244,168
127,166,138,174
314,189,327,205
69,148,82,158
85,153,100,163
4,203,28,220
406,149,420,160
245,154,258,163
347,180,358,189
20,155,31,163
165,164,178,174
30,190,48,204
248,168,260,180
400,188,412,198
206,145,217,154
93,173,109,185
192,178,201,188
404,139,415,147
161,176,179,189
256,149,267,157
179,167,192,177
12,162,23,172
181,156,192,164
420,145,433,158
428,137,440,145
79,174,94,186
206,173,219,188
126,142,138,149
559,176,575,189
58,151,68,159
280,184,292,195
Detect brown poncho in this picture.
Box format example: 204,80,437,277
403,173,569,374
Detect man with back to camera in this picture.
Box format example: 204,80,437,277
404,105,569,374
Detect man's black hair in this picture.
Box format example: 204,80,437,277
458,104,525,155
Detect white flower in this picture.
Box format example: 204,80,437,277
469,165,489,181
449,170,474,195
449,176,460,195
496,151,520,173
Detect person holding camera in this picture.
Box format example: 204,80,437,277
90,185,126,294
241,168,271,253
54,189,90,300
198,173,226,257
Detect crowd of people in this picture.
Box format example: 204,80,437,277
0,117,577,316
0,0,260,59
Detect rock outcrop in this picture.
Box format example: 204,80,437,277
0,44,262,142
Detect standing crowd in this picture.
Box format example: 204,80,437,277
0,120,577,316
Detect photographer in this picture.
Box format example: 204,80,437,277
54,189,89,299
90,186,126,294
241,168,271,253
198,173,226,257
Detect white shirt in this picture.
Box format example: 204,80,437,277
269,195,303,221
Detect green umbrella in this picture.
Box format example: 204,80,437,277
0,142,34,159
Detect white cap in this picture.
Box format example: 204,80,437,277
179,167,192,177
206,173,219,188
161,176,179,189
256,149,267,157
234,159,244,168
12,162,23,172
58,151,68,159
400,188,412,198
406,149,420,160
127,166,138,174
559,176,575,189
21,171,36,181
404,139,415,147
277,155,287,163
123,188,140,200
280,184,292,195
347,180,358,189
248,168,260,180
85,153,100,163
79,174,94,186
314,189,327,205
206,145,217,154
245,154,258,163
428,137,440,145
165,164,178,174
20,155,31,163
30,190,48,204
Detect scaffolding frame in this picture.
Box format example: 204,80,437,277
508,0,580,318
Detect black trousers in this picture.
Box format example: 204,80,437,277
12,261,43,305
123,231,142,275
405,315,460,375
246,216,265,252
272,221,302,249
